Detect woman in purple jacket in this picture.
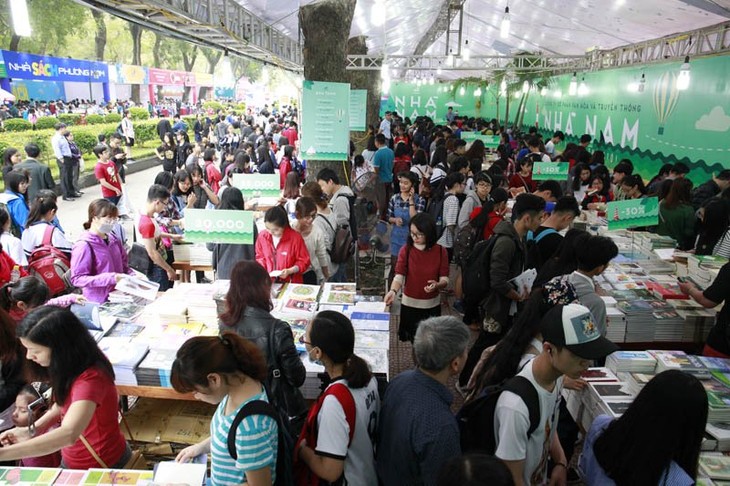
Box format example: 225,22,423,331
70,199,135,303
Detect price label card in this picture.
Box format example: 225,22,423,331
461,132,500,148
184,209,254,244
532,162,570,180
606,197,659,231
230,173,281,199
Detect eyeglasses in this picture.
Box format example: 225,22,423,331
299,335,312,346
477,182,492,189
301,213,316,221
410,232,425,239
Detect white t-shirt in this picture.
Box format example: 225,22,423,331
1,232,26,266
545,140,555,156
315,377,380,486
379,119,391,139
494,359,563,486
21,222,73,258
436,193,460,249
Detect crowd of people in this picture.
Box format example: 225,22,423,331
0,105,725,485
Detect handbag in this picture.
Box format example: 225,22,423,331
267,320,307,438
127,243,153,275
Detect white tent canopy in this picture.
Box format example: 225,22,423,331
237,0,730,75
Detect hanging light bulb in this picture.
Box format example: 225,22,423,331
459,85,466,96
514,90,521,99
677,56,690,91
553,89,562,98
218,50,236,88
540,86,548,96
381,77,391,94
437,62,443,76
9,0,31,37
500,78,507,95
627,78,639,93
500,6,510,39
429,74,435,85
638,73,646,92
578,76,589,96
474,87,482,97
462,40,470,61
447,49,454,66
568,72,578,96
522,80,529,92
380,60,389,80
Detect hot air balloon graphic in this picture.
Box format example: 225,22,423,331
653,71,679,135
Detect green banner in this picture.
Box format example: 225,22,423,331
349,89,367,131
184,209,254,244
532,162,570,180
301,80,350,161
230,173,280,199
461,132,500,148
606,197,659,231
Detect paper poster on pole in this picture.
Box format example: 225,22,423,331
230,173,280,199
349,89,367,131
532,162,570,180
301,80,350,161
184,209,254,244
606,197,659,231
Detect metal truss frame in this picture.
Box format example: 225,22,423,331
73,0,303,71
346,54,589,74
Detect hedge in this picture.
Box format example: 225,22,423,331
85,114,106,125
129,107,149,120
105,113,122,123
56,114,82,126
4,119,32,132
34,117,59,130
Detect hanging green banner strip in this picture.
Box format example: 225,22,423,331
301,80,350,161
606,197,659,231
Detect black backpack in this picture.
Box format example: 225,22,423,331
427,193,458,238
228,394,295,486
453,224,483,268
524,228,558,271
461,234,501,305
457,375,540,454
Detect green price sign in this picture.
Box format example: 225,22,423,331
532,162,570,180
184,209,254,244
461,132,500,148
606,197,659,231
349,89,367,131
230,173,280,199
301,80,350,161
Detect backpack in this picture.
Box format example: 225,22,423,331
0,199,21,238
227,394,294,486
319,210,355,265
115,123,123,137
457,375,540,454
291,156,305,181
453,223,483,268
427,193,458,239
294,383,356,486
461,234,501,305
27,225,72,297
542,274,579,306
524,228,558,270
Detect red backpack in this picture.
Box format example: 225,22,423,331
293,383,356,486
27,225,72,296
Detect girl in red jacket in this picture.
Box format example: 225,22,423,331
255,205,311,284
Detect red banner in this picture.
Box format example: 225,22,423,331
148,68,186,86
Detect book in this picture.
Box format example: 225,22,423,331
80,469,154,485
645,281,688,300
115,275,160,302
581,367,620,382
0,467,61,485
282,283,321,302
651,350,711,378
153,461,206,486
700,454,730,480
603,400,632,418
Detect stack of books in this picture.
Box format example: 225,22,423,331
617,371,655,396
644,280,688,300
651,350,711,379
651,308,687,342
135,347,178,387
275,283,321,318
320,283,357,305
585,382,635,419
706,423,730,452
688,255,728,288
605,351,657,374
98,337,149,386
617,299,673,342
189,243,213,266
636,232,677,251
700,453,730,482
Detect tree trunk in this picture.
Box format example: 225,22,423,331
9,35,20,51
202,48,222,75
505,93,511,129
152,33,164,101
91,10,107,61
299,0,357,183
129,23,143,103
182,46,198,103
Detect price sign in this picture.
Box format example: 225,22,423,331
606,197,659,231
461,132,500,148
230,173,281,199
184,209,254,244
532,162,570,180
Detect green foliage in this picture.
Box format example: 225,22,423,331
34,117,58,130
134,123,157,144
57,114,82,126
85,114,106,125
73,132,99,153
183,116,196,128
105,113,122,123
128,107,149,120
3,119,32,132
235,103,247,112
202,101,224,112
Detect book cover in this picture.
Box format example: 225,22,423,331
0,467,61,485
283,283,321,302
283,299,318,314
700,455,730,480
81,469,154,485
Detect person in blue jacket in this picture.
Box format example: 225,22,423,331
0,170,30,235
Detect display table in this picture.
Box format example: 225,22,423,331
172,262,214,283
116,385,194,401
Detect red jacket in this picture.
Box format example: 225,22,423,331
279,156,292,189
255,227,311,284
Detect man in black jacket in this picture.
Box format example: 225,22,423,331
692,170,730,210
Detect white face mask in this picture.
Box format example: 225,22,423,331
98,222,114,234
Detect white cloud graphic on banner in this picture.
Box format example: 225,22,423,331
695,106,730,132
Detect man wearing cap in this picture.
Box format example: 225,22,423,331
495,303,618,486
50,122,75,201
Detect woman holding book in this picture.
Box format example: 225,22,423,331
384,212,449,343
0,307,131,469
255,205,310,284
70,199,135,303
579,370,707,485
219,260,307,434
